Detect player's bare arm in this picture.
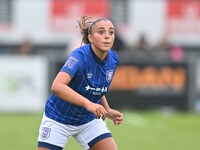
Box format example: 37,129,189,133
101,96,123,125
51,72,108,119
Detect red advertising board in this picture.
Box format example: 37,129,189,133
165,0,200,43
49,0,110,32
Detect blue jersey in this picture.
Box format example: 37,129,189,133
44,44,119,125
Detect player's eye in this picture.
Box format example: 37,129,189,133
98,30,104,34
109,30,114,35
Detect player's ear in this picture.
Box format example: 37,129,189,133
88,34,93,43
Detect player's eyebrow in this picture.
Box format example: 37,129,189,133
97,27,115,30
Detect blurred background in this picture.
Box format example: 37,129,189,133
1,0,200,149
1,0,200,113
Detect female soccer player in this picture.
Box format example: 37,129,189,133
37,16,123,150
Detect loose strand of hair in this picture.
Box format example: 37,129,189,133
77,16,93,45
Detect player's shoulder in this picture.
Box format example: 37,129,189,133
69,44,90,61
109,49,119,62
72,44,90,55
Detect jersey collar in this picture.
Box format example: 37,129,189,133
90,45,108,66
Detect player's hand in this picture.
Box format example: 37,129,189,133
85,102,108,119
107,108,123,125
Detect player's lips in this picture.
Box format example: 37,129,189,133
103,42,111,45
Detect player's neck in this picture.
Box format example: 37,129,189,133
91,46,108,61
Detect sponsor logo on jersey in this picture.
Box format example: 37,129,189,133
85,85,108,95
106,70,114,83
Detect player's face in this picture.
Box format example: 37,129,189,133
89,20,115,53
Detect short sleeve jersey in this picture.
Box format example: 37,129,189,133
44,44,119,125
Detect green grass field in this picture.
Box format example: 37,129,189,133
1,110,200,150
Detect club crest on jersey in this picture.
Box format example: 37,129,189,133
41,127,51,140
64,56,78,69
106,70,114,83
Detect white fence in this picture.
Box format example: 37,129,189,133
0,55,48,112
